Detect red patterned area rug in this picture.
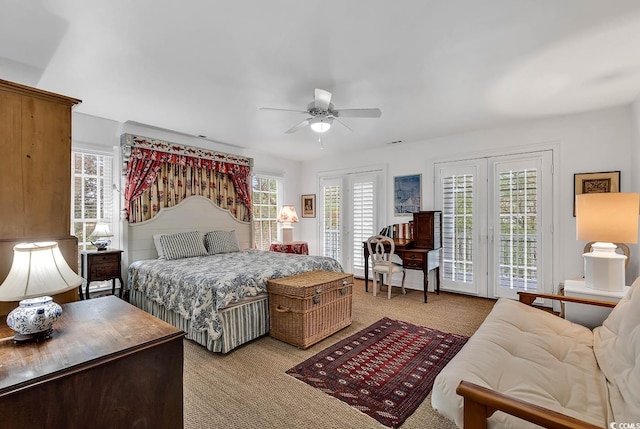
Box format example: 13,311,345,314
286,317,468,428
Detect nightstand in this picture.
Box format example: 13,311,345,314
563,278,628,329
80,249,124,299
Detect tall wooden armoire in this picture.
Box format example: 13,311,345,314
0,79,81,316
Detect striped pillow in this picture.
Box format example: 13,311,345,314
159,231,207,260
205,230,240,254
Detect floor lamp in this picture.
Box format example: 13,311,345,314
576,192,639,291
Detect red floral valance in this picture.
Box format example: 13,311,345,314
122,134,253,222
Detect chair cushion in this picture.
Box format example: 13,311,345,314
372,262,404,274
593,277,640,423
432,298,607,428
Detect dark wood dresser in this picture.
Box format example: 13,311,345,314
0,296,185,429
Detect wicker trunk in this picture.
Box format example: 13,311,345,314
268,270,353,349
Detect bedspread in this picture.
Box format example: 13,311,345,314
127,249,343,340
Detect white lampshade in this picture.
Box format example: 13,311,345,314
90,222,113,238
576,192,640,291
0,242,84,301
310,117,332,133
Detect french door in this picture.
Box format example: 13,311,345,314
319,170,383,277
435,151,553,299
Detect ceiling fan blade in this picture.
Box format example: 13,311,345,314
334,108,382,118
285,118,311,134
260,107,308,114
314,88,332,111
334,118,353,132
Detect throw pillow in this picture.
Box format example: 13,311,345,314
205,230,240,254
159,231,208,260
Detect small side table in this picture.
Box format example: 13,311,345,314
80,249,124,299
563,278,628,329
269,241,309,255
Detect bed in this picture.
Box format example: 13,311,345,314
125,196,343,353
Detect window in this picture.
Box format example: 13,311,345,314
71,150,114,252
252,175,282,250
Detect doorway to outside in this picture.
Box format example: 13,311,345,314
318,167,385,278
434,150,553,299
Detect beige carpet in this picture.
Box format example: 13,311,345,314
183,279,495,429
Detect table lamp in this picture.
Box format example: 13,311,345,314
277,205,299,244
576,192,639,291
0,242,84,342
90,222,113,251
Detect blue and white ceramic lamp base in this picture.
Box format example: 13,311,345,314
6,296,62,342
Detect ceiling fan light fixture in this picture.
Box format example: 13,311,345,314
310,117,332,133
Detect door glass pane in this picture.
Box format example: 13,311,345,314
352,178,375,271
498,168,538,291
442,174,474,283
323,184,341,261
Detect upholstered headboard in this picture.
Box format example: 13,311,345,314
124,196,253,268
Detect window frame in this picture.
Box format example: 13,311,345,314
251,173,284,250
71,147,116,253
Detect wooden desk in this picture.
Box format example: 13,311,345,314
0,296,185,429
363,238,441,303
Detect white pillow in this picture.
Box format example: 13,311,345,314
205,230,240,254
159,231,208,260
153,234,166,259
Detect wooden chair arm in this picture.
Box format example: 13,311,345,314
518,291,617,308
456,380,602,429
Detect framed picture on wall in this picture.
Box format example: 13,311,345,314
573,170,620,216
301,194,316,218
394,174,421,216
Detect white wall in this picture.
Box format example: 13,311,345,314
300,105,636,291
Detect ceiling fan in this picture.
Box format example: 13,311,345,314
260,88,382,134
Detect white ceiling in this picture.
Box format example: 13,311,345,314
3,0,640,161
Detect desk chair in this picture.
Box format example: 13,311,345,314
366,235,406,299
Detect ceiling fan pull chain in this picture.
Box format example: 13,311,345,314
318,136,324,149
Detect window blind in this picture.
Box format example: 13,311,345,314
323,184,341,261
351,178,375,271
441,174,474,283
498,168,538,291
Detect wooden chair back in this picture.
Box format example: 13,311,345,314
367,235,396,270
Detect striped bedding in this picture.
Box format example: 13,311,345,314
127,249,343,345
